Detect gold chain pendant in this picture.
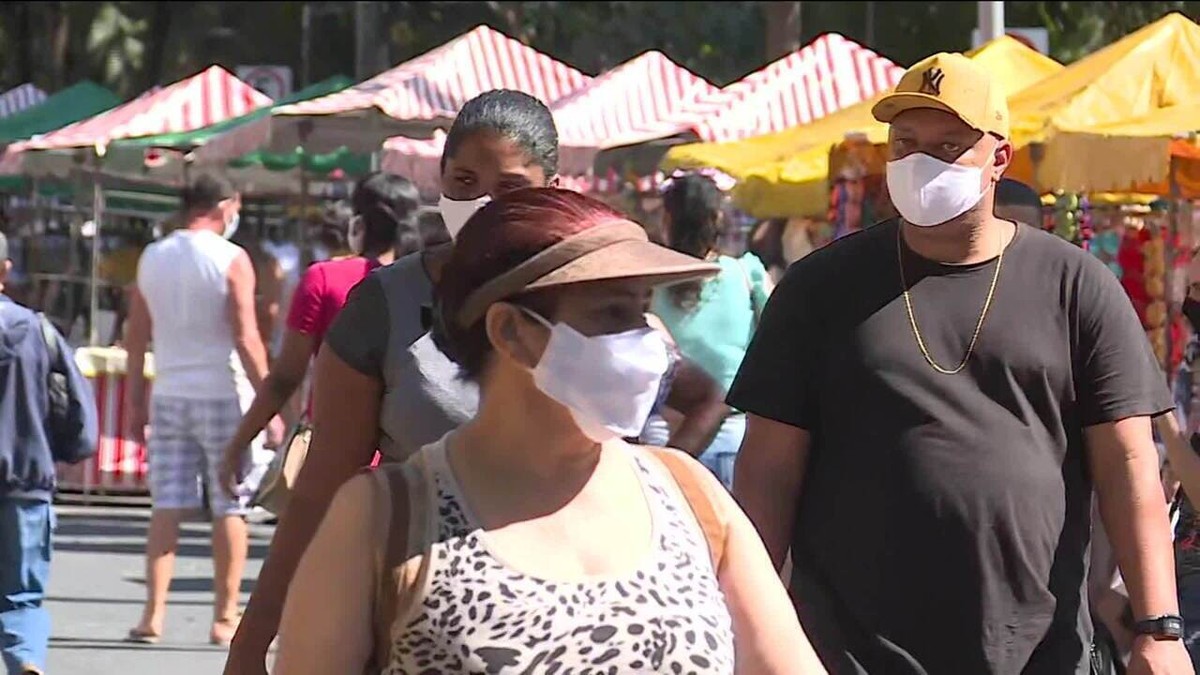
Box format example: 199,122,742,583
897,223,1006,375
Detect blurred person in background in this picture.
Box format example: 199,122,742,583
0,231,98,675
272,187,823,674
124,173,272,647
219,172,420,497
226,89,727,674
644,173,773,489
232,223,285,366
416,206,452,250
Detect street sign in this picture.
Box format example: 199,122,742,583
971,27,1050,55
236,65,293,101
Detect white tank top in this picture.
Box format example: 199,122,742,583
137,229,250,400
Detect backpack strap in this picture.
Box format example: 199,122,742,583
37,313,61,369
366,452,435,672
646,447,728,574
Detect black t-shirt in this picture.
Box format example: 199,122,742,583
728,220,1171,675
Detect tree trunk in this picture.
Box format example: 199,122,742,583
49,1,71,90
141,2,173,92
763,1,802,61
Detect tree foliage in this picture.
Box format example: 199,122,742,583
0,2,1194,101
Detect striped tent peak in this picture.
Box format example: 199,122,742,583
0,83,48,118
279,25,591,122
696,33,904,143
20,66,271,152
551,50,719,148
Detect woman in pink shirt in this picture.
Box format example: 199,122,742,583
218,173,419,494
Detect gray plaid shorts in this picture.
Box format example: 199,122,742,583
148,396,250,516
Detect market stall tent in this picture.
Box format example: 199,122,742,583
0,82,120,145
1037,106,1200,196
380,50,726,183
1009,12,1200,149
550,51,720,174
98,76,368,192
664,36,1058,180
0,65,272,178
690,33,904,145
0,83,47,118
672,36,1062,218
1008,13,1200,193
268,25,591,154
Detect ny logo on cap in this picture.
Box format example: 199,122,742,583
920,68,945,95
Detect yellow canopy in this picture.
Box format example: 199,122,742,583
664,37,1062,217
1009,12,1200,149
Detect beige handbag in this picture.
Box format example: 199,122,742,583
253,423,312,517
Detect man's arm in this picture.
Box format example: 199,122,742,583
1089,417,1179,618
123,285,152,442
734,415,811,570
227,251,269,391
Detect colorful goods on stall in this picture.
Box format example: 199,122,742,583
827,134,888,239
1052,192,1082,244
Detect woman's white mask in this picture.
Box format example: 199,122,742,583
438,194,492,241
520,309,669,443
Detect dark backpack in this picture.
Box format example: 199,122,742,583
37,313,78,457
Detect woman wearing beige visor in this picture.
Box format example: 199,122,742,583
272,188,824,674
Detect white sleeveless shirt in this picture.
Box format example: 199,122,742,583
137,229,250,401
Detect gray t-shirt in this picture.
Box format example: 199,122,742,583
324,253,479,460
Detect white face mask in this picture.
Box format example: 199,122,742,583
886,153,991,227
523,310,669,443
347,215,365,255
438,194,491,241
222,212,240,240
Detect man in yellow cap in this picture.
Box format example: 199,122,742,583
729,52,1191,674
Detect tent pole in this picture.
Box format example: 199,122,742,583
89,149,104,346
1168,154,1181,379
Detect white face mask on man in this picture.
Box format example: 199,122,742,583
521,309,670,443
438,194,492,241
222,212,240,240
886,152,993,227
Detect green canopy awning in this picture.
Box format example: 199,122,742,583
0,82,120,144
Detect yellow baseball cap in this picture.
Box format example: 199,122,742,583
872,52,1009,139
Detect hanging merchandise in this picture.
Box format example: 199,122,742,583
1053,192,1081,244
1118,219,1150,326
1089,224,1124,279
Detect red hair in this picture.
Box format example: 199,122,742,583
434,187,628,377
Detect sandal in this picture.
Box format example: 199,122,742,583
125,627,161,644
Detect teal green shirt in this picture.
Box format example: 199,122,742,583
651,253,770,394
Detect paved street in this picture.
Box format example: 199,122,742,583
45,502,275,674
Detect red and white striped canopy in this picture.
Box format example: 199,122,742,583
695,33,903,143
19,66,270,152
0,83,47,118
380,133,445,194
552,51,718,150
270,25,591,153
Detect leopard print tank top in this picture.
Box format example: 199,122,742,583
385,442,735,674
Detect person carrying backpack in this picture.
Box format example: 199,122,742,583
0,231,99,675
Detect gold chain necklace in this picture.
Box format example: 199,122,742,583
897,223,1006,375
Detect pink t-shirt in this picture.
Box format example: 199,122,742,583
287,256,384,466
286,257,381,350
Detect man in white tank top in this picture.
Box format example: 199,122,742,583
122,173,272,646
